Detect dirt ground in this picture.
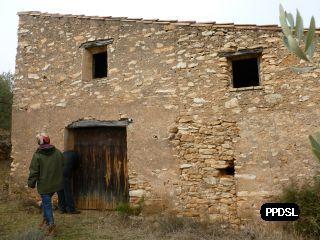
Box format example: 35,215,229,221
0,197,305,240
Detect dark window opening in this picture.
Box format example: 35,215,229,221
232,57,259,88
93,52,108,78
219,161,235,176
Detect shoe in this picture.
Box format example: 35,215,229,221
45,224,57,237
59,210,67,214
38,219,48,230
67,210,81,214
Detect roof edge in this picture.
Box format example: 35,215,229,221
17,11,286,31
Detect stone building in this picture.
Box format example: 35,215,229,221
12,11,320,224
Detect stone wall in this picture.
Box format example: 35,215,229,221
12,11,320,223
171,119,239,223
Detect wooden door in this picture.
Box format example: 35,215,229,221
73,127,128,209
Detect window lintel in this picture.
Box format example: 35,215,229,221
79,38,114,49
219,47,263,60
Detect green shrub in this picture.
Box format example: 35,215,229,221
115,202,142,216
0,72,13,130
280,179,320,238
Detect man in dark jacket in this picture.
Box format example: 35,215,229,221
58,150,81,214
28,133,63,236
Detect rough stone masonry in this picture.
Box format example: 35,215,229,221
12,11,320,224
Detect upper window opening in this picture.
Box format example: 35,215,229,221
93,52,108,79
80,39,113,81
219,47,262,89
232,57,259,88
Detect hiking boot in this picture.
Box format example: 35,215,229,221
45,224,57,237
38,219,48,230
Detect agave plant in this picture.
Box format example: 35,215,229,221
279,4,317,62
310,132,320,163
279,5,320,162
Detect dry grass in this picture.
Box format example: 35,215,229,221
0,198,305,240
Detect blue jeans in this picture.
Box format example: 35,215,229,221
40,193,54,226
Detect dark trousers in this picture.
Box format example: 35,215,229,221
58,169,76,212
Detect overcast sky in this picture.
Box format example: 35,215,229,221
1,0,319,73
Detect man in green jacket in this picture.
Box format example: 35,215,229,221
28,133,64,236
